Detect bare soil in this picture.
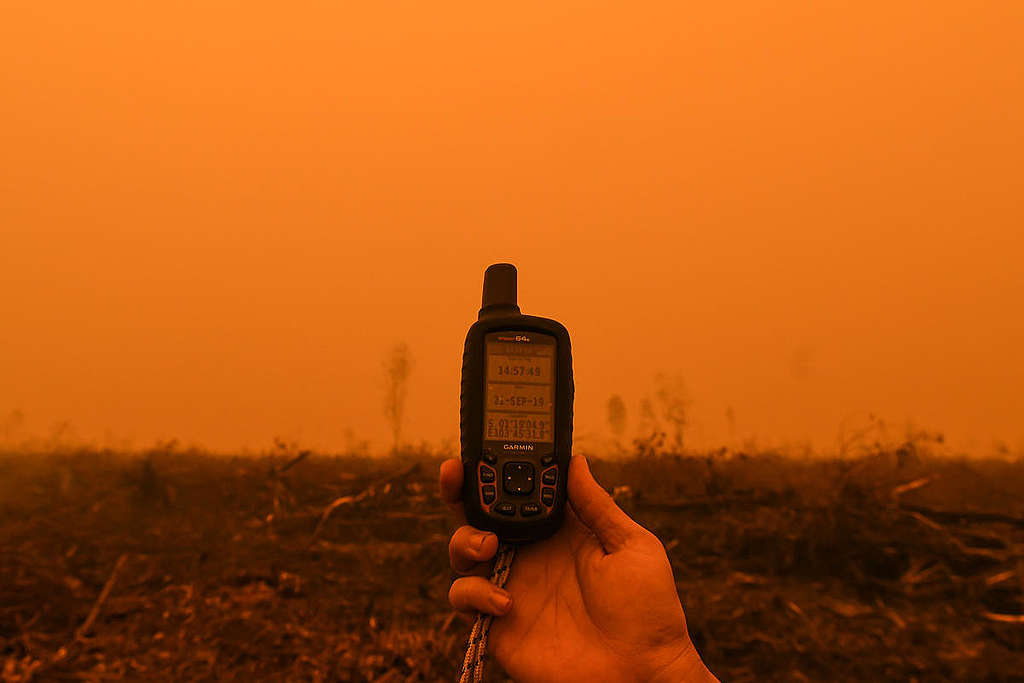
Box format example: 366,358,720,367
1,447,1022,681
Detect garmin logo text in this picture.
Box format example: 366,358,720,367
503,444,534,451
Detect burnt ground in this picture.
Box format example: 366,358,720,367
1,447,1023,682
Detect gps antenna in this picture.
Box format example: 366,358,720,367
479,263,520,319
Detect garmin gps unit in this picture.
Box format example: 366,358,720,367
460,263,574,543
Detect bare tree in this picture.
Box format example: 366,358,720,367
633,396,662,458
606,394,627,450
1,409,26,444
725,405,737,444
382,342,413,454
654,372,688,453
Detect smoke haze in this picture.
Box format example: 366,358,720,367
2,1,1022,453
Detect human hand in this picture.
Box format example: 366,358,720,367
442,455,718,683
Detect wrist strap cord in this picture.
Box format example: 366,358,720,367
458,543,516,683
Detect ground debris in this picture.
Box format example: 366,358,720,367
1,448,1022,681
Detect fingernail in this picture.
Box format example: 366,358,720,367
472,531,493,551
491,590,512,614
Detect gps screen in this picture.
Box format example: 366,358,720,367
484,333,555,443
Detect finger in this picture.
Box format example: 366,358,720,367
439,459,467,525
448,576,512,616
450,525,499,574
568,454,642,553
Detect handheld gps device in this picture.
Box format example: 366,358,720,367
460,263,574,543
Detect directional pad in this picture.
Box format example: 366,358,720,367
502,461,535,496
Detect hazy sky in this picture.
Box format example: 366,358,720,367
2,1,1022,454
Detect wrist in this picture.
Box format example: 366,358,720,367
645,639,719,683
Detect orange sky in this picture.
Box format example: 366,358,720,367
2,1,1022,455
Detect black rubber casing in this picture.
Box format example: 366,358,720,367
460,314,574,543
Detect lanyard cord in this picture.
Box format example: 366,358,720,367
458,543,516,683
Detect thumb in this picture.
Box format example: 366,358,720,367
568,455,640,553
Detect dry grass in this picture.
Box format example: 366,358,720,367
1,445,1022,682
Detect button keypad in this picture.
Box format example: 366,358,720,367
495,502,516,516
480,451,559,517
503,462,535,495
521,503,542,517
541,487,555,506
481,485,496,505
